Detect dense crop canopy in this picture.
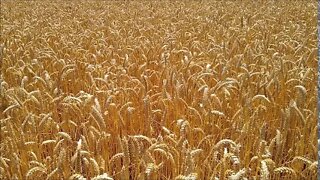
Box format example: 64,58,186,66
0,0,318,179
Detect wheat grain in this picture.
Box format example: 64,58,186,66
1,1,316,179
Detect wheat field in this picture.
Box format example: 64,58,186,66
0,0,318,179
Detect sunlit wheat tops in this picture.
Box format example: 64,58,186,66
0,0,318,179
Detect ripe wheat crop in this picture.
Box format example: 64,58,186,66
0,0,318,179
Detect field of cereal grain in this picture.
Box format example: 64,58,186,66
0,0,318,179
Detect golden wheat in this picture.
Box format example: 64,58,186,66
0,0,317,179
